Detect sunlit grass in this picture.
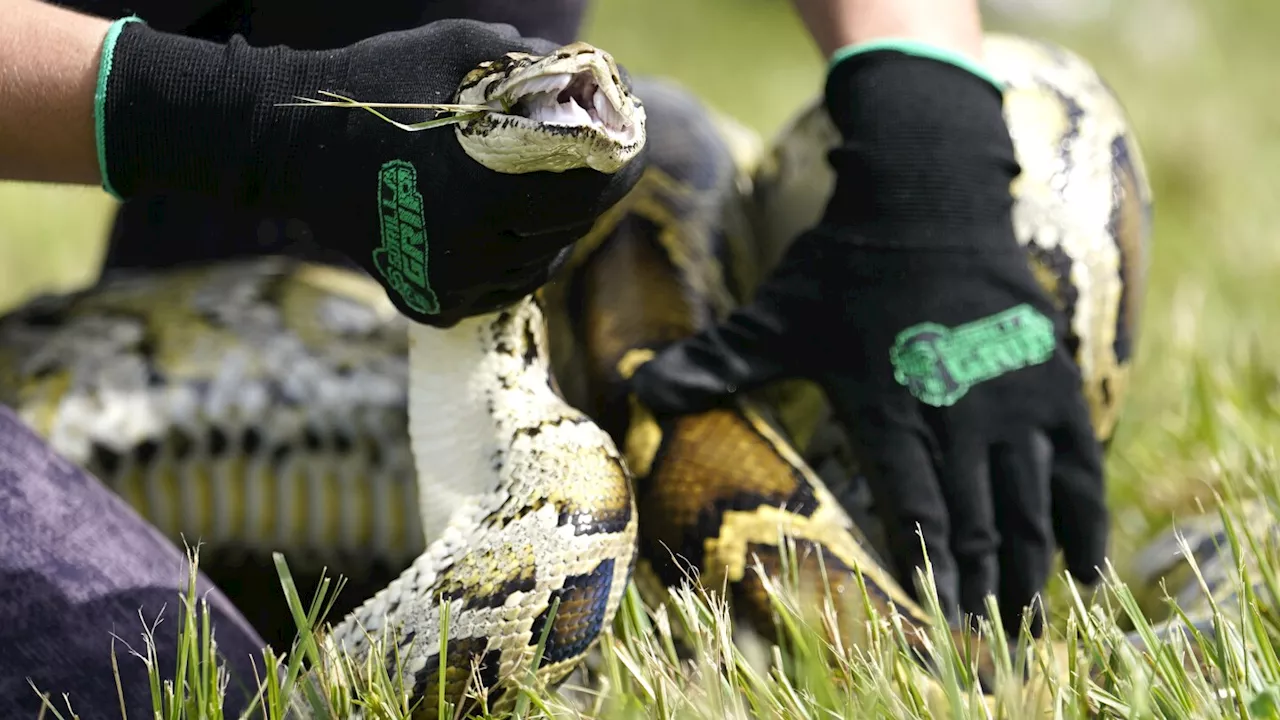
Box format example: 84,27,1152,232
29,459,1280,719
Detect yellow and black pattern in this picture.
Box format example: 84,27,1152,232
0,32,1258,717
546,72,960,691
320,297,637,718
0,259,424,566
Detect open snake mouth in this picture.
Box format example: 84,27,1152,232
501,70,638,145
456,43,646,171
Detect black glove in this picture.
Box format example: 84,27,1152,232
95,17,646,326
629,47,1106,636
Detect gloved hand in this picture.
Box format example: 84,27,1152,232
94,17,645,326
628,44,1106,636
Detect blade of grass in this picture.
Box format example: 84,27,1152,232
276,91,491,131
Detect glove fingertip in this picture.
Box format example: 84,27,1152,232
1065,550,1106,587
627,350,699,416
1056,489,1109,585
1047,409,1110,587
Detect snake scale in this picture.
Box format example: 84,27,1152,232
0,32,1263,716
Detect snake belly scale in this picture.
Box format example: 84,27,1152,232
0,31,1256,717
324,298,637,714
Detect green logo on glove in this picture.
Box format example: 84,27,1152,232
373,159,440,316
889,304,1056,407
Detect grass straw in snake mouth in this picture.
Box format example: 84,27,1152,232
280,46,641,146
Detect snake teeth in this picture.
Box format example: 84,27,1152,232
453,42,646,174
504,71,637,144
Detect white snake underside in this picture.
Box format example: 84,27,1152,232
0,33,1264,717
323,298,637,713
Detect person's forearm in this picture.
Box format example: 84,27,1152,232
788,0,984,61
0,0,113,185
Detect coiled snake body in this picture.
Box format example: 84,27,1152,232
0,33,1253,716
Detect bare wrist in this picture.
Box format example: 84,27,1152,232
789,0,984,62
0,0,114,186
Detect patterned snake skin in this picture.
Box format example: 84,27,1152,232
0,33,1262,716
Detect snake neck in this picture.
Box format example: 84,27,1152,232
316,293,636,709
404,295,564,547
320,295,562,646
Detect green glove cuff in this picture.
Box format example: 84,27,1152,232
828,38,1004,92
94,15,145,201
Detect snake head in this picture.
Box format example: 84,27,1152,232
454,42,647,175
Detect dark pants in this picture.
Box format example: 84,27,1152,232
5,1,586,716
0,404,268,718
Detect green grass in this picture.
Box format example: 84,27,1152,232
26,473,1280,719
6,0,1280,717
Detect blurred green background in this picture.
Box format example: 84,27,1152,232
1,0,1278,565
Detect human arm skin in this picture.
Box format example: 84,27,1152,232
0,0,111,185
788,0,984,61
0,0,981,187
